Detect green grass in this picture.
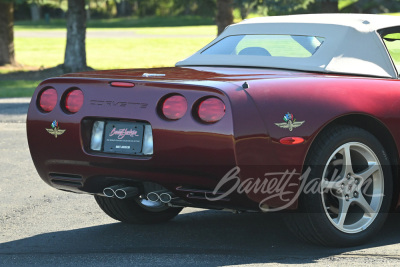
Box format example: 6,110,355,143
15,36,213,70
86,37,212,69
15,38,66,68
4,18,217,98
4,17,217,97
14,25,217,36
14,15,215,30
7,11,399,98
338,0,358,10
0,80,40,98
125,26,216,35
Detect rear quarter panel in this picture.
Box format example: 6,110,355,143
235,75,400,207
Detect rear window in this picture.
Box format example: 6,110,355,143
201,34,325,58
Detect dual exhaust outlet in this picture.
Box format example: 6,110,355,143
147,189,176,204
103,185,175,203
103,185,139,200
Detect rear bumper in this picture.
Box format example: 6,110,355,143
28,121,256,209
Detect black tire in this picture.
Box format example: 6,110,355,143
284,125,393,247
94,195,183,224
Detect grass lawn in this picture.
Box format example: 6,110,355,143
14,16,215,30
14,36,213,70
13,16,216,70
14,25,217,36
1,16,217,98
0,35,213,98
121,26,216,35
86,37,212,69
0,80,41,98
3,12,400,98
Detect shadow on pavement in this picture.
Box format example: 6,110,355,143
1,209,400,264
0,99,30,123
0,102,29,115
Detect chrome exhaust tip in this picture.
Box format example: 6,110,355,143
147,192,160,202
115,187,139,200
103,185,123,198
147,189,169,202
159,192,173,203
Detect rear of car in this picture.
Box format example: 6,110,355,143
26,75,269,212
26,13,400,247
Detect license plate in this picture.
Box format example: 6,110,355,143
103,121,144,155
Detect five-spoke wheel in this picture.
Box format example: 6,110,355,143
321,142,384,234
285,126,392,246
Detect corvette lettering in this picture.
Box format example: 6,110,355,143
90,100,148,109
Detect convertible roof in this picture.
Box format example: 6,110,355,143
239,13,400,32
176,14,400,78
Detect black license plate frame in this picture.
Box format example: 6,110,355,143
102,121,144,155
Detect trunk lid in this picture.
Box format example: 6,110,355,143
61,66,322,83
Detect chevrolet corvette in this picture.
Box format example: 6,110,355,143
27,14,400,246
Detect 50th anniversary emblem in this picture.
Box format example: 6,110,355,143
275,112,305,131
46,120,66,138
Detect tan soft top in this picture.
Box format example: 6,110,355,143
176,14,400,78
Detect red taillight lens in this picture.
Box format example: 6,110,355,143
198,98,225,123
162,95,187,120
110,81,135,88
39,88,58,112
65,89,84,113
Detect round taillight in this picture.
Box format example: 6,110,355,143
39,88,58,112
65,89,84,113
198,98,225,123
162,95,187,120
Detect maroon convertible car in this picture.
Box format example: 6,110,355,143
27,14,400,246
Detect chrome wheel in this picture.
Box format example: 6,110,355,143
321,142,384,234
137,198,167,210
285,126,392,246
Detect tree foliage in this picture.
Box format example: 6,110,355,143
234,0,400,17
341,0,400,13
9,0,400,21
133,0,216,17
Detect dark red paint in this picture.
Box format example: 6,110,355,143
26,66,400,211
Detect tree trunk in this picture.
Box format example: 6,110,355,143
216,0,234,35
30,3,41,21
240,6,248,20
184,4,191,15
115,0,131,17
64,0,87,73
133,1,139,15
0,2,16,66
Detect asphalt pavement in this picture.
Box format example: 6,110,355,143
1,98,400,266
0,97,30,123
